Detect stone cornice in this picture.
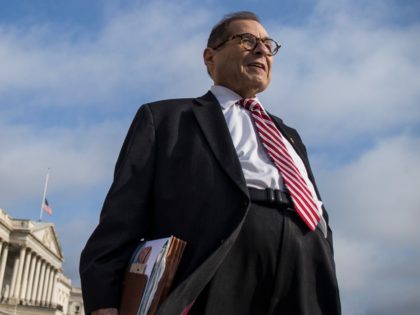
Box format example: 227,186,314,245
0,209,13,242
9,220,64,269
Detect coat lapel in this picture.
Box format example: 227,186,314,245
192,91,248,196
156,92,250,315
271,116,312,174
271,115,321,198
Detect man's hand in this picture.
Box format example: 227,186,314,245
92,308,118,315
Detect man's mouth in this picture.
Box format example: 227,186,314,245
248,62,266,72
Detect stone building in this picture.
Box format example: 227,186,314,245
0,208,84,315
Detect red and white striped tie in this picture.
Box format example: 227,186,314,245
238,98,320,231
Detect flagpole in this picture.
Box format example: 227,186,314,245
39,168,50,221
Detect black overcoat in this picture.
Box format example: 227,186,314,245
79,91,333,315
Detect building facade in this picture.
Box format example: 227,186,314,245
0,208,84,315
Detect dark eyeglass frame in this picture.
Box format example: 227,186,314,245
212,32,281,56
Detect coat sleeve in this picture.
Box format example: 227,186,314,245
79,104,156,314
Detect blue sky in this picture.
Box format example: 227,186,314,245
1,1,419,314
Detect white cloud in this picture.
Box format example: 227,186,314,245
0,120,126,208
56,217,99,288
263,2,420,145
334,232,420,315
0,0,219,226
316,133,420,314
334,235,377,291
0,1,213,111
319,134,420,244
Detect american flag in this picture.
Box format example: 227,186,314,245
42,198,52,215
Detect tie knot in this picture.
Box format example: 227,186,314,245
237,98,263,112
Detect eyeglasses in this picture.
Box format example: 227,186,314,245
212,33,281,56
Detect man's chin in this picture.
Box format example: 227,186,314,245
248,81,269,95
247,75,269,88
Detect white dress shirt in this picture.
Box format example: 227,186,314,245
211,85,327,235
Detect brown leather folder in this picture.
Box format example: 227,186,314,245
120,273,148,315
119,236,186,315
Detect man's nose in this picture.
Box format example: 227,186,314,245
253,40,270,55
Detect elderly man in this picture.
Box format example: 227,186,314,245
80,11,341,315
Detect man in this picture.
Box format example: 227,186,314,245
80,11,341,315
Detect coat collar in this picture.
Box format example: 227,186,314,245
192,91,248,197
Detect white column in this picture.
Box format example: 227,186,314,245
25,253,36,304
0,241,3,297
30,257,41,304
36,260,46,305
11,247,26,300
9,255,20,301
20,250,32,303
46,268,55,306
41,265,51,306
0,243,8,294
49,271,58,307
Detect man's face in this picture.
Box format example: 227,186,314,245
204,19,273,98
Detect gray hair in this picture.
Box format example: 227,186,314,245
207,11,261,48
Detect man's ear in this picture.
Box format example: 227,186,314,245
203,48,215,76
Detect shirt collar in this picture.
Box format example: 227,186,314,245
210,85,261,109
